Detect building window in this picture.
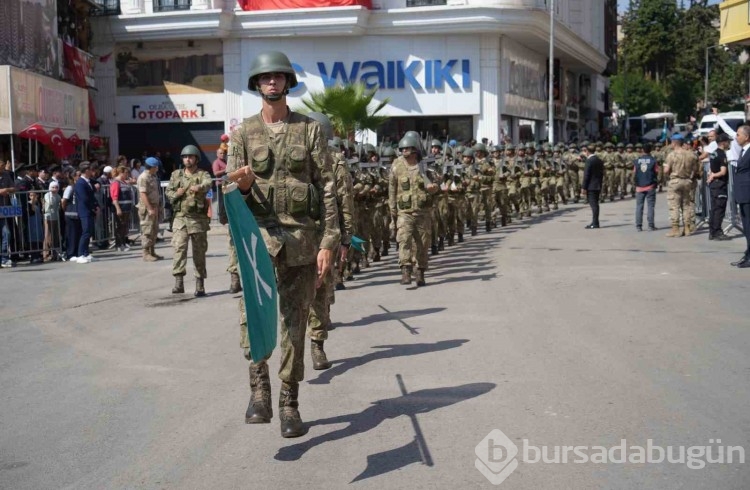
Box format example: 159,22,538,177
406,0,447,6
154,0,192,12
90,0,121,16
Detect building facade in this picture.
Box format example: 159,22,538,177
92,0,615,163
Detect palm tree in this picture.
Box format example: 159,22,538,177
298,83,390,141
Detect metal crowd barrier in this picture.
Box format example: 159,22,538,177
2,189,64,262
694,161,743,235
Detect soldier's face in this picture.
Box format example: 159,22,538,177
462,156,472,164
431,146,440,155
182,155,198,168
258,72,287,98
492,151,501,159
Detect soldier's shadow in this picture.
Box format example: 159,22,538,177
331,307,445,329
309,339,468,385
275,382,496,467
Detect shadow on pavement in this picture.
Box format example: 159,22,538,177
309,339,468,385
332,307,446,329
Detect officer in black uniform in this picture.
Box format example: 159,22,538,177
707,133,731,241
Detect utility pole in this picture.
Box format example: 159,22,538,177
548,0,555,144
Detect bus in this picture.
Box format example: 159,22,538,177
626,112,675,143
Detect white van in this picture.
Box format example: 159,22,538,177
694,111,745,138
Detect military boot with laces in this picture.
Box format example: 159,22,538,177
416,268,426,287
400,266,412,285
279,382,308,438
172,275,184,294
229,272,242,293
310,340,332,370
194,277,206,297
246,362,272,424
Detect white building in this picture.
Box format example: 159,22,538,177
92,0,614,164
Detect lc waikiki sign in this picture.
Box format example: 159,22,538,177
288,58,472,93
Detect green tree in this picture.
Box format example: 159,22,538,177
610,71,665,115
298,83,390,140
620,0,680,84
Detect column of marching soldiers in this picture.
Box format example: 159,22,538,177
329,135,668,290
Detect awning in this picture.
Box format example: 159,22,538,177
0,65,89,139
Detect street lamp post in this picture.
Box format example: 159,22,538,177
704,44,723,110
548,0,554,145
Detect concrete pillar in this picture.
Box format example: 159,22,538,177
223,39,243,135
476,34,500,143
91,44,119,161
120,0,144,14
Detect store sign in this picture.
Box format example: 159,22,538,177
0,65,89,137
306,59,471,91
116,94,226,123
0,205,23,218
243,36,480,117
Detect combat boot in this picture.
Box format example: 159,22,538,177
149,246,164,260
246,362,272,424
438,237,445,251
501,216,508,227
229,272,242,293
447,234,455,246
485,222,491,232
143,250,157,262
381,241,389,256
194,277,206,297
310,340,332,370
457,233,464,243
172,275,184,294
335,281,346,291
431,243,438,255
552,203,558,210
665,226,682,238
471,227,477,236
685,223,695,236
400,266,412,285
372,248,381,262
415,268,426,287
279,382,308,438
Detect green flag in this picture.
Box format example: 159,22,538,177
224,182,278,362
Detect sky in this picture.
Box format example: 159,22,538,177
617,0,721,12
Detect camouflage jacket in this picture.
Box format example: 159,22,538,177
166,168,212,233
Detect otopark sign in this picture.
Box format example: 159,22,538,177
288,58,472,94
130,103,206,121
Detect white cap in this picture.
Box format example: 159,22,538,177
103,166,113,174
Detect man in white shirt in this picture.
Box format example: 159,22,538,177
713,109,745,166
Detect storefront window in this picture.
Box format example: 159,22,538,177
378,116,472,146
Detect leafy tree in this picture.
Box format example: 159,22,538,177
620,0,680,84
298,83,390,140
610,71,665,115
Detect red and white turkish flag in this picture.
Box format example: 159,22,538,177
89,135,102,148
68,133,82,146
18,124,50,144
48,129,75,158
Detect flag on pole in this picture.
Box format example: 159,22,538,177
661,120,668,142
224,182,278,362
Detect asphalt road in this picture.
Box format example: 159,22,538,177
2,195,749,489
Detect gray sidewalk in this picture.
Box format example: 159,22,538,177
1,195,749,489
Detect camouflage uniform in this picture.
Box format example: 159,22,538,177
389,156,433,278
664,146,699,236
227,112,340,385
166,168,212,278
137,169,160,258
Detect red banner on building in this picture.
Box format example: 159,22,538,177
63,42,96,89
237,0,370,10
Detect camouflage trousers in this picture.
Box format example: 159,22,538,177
667,178,695,227
444,199,457,237
307,265,334,342
519,186,531,216
371,203,386,253
397,210,432,270
138,207,159,253
240,261,317,383
507,186,520,214
226,232,238,274
477,189,493,226
171,227,207,278
494,188,509,219
567,171,580,201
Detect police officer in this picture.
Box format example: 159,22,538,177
226,51,340,438
166,145,212,296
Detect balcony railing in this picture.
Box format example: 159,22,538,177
154,0,192,12
89,0,121,16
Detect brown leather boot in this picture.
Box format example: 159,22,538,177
279,382,308,438
149,246,164,260
310,340,332,370
684,223,695,236
172,275,184,294
665,226,682,238
143,251,157,262
400,266,412,285
229,272,242,293
246,362,272,424
416,268,426,287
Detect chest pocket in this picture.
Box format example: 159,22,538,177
400,176,411,191
287,145,308,174
252,145,272,176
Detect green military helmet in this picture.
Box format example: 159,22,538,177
616,142,625,149
456,145,465,154
505,144,515,151
382,146,396,157
525,142,535,150
404,131,421,142
604,142,614,149
364,143,377,155
398,133,421,150
568,143,578,150
462,148,474,158
443,146,453,157
472,143,487,154
181,144,200,157
491,145,503,153
542,143,551,152
535,144,543,152
247,51,298,91
305,111,334,140
430,139,442,148
635,143,643,149
595,141,603,149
